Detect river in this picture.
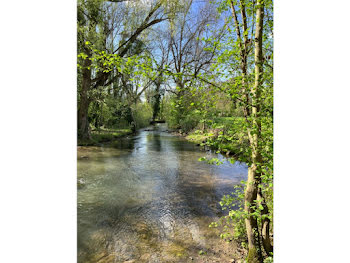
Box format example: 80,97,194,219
77,124,248,263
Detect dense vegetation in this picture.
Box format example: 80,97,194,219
77,0,273,262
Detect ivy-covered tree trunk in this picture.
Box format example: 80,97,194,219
152,80,162,122
245,1,264,262
78,49,92,140
152,93,161,122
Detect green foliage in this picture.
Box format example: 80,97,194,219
199,1,274,260
158,95,173,122
264,255,273,263
209,183,247,243
132,102,153,129
177,110,201,133
198,157,223,166
91,128,132,143
103,99,132,128
164,94,202,132
78,128,132,146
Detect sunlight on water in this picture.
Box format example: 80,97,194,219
78,124,247,262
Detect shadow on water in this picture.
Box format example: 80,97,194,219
78,123,248,262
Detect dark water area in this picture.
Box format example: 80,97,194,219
77,124,248,263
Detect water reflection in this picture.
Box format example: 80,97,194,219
78,124,247,262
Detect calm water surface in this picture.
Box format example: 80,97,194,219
78,124,247,263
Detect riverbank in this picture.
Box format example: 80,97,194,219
78,128,133,146
172,129,244,159
169,117,249,159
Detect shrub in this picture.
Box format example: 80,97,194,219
132,102,153,128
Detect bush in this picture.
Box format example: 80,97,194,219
209,183,248,244
178,110,201,133
132,102,153,128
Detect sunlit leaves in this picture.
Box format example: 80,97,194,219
198,157,223,166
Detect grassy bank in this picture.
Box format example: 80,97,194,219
181,117,249,158
185,130,241,156
78,128,133,146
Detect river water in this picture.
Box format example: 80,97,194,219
77,124,247,263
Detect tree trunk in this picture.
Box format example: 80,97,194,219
152,81,162,122
245,1,264,262
229,0,250,116
257,187,273,255
78,49,92,140
175,81,185,122
245,166,262,263
130,105,136,133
